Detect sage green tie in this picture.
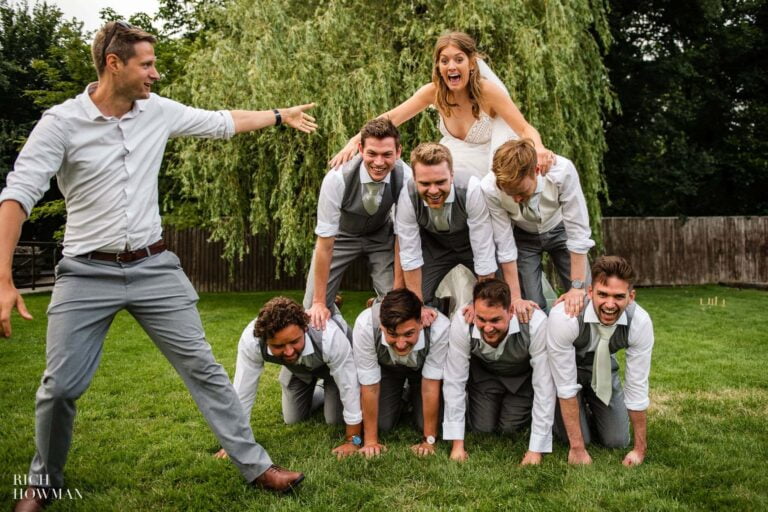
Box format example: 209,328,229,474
362,182,383,215
519,200,541,223
431,207,450,231
592,323,617,406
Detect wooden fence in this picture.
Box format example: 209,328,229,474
164,217,767,292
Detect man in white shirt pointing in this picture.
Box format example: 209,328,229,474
1,21,317,510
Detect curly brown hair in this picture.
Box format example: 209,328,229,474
254,296,308,341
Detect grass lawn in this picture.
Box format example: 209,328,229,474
1,285,767,511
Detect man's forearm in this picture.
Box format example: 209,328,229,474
421,378,441,438
628,409,647,453
345,421,362,440
0,201,26,280
403,268,423,300
393,237,404,289
230,109,281,134
500,261,523,301
312,237,335,305
361,384,380,445
570,252,587,282
559,397,586,449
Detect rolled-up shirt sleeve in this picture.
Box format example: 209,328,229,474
554,157,595,255
160,96,235,139
546,303,582,400
323,322,363,425
232,320,265,423
528,310,556,453
422,312,450,381
623,307,654,411
466,177,499,275
481,174,518,263
353,309,382,385
314,169,345,237
0,112,67,216
396,185,424,271
442,309,472,440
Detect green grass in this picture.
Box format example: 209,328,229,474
1,286,767,511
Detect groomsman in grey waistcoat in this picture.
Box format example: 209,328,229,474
547,256,654,466
396,143,497,325
0,22,316,508
352,288,450,458
482,138,595,322
215,297,363,460
305,118,411,331
443,279,556,464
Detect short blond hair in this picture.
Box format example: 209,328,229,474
410,142,453,175
92,21,156,76
492,139,537,191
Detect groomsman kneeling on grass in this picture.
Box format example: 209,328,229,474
215,297,363,460
443,279,556,464
352,288,450,457
547,256,654,466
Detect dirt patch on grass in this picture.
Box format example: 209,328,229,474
649,388,768,418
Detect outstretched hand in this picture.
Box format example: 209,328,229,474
0,280,33,338
282,103,318,133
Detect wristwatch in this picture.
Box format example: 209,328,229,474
571,279,585,290
348,435,362,447
423,435,436,445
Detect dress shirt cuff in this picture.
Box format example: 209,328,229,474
357,368,381,386
528,432,553,453
624,397,650,412
314,222,339,238
442,421,465,440
421,363,443,381
0,191,34,217
496,248,518,264
400,255,424,272
565,238,595,254
342,411,363,425
221,110,236,139
556,383,582,400
474,259,498,276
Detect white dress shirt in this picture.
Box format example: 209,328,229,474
395,176,498,275
352,307,450,386
315,162,413,238
481,155,595,263
443,308,555,452
232,319,362,425
546,301,654,411
0,84,236,257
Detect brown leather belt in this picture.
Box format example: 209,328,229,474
85,240,167,263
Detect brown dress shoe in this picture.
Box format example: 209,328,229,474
14,487,52,512
251,464,305,494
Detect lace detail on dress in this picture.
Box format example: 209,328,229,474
438,111,493,144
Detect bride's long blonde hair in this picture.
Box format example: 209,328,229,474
432,31,485,119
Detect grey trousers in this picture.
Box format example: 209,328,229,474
29,251,272,488
278,367,343,425
378,367,424,433
514,222,590,312
303,234,394,310
467,377,533,434
421,242,475,306
553,367,630,448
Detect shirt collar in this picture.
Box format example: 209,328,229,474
584,302,628,326
79,82,147,121
359,163,392,184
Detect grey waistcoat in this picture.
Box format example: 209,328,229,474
407,171,472,254
371,303,432,377
338,155,405,243
469,323,533,395
573,301,637,371
258,326,331,383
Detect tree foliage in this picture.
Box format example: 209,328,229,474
166,0,616,274
603,0,768,216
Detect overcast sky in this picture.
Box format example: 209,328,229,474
45,0,161,33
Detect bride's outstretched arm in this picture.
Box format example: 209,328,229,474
328,84,435,168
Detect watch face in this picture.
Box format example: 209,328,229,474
351,435,362,446
426,435,436,445
571,280,584,289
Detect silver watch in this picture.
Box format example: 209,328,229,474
571,279,585,290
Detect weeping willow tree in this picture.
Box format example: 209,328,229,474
165,0,615,275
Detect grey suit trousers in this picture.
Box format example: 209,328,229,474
28,251,272,488
278,367,344,425
467,377,533,434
